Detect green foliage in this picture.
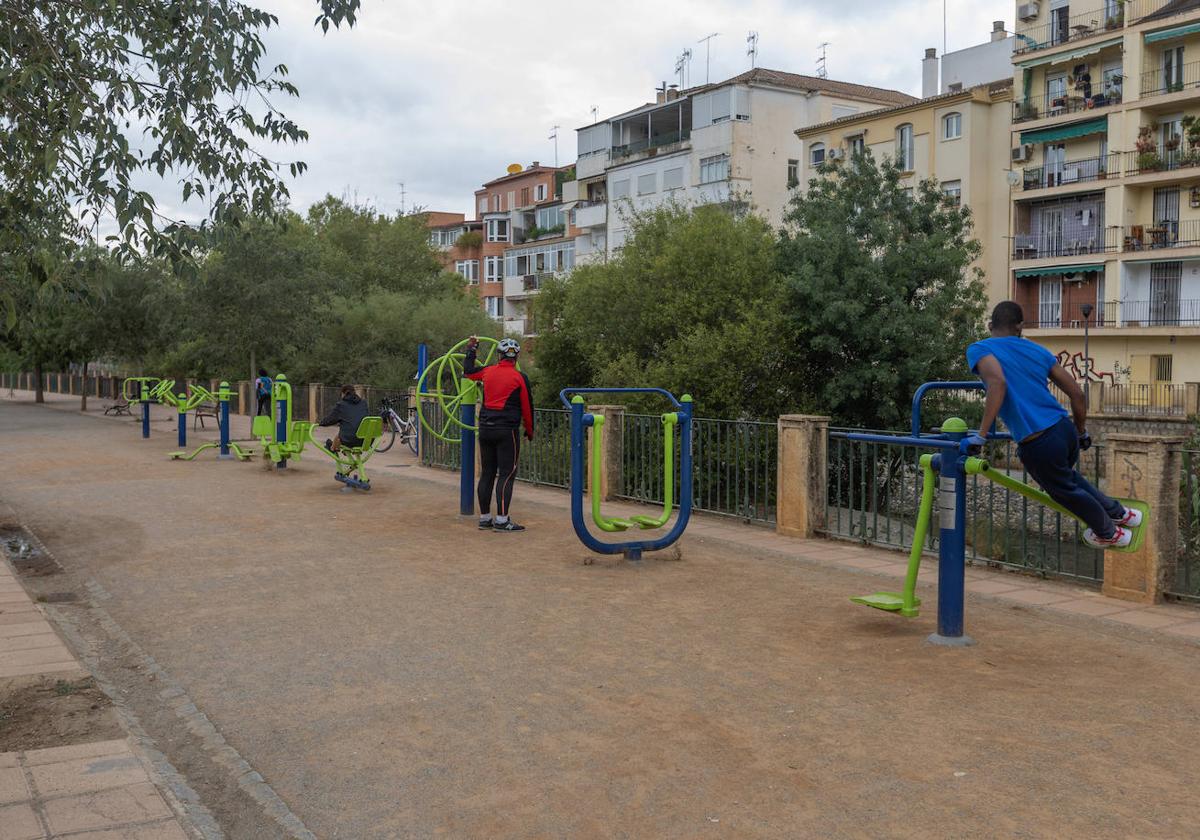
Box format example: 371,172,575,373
534,203,789,418
455,231,483,249
0,0,361,288
777,153,987,429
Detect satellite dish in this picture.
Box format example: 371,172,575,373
506,163,522,175
1005,170,1022,188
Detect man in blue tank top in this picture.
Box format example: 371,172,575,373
966,301,1141,548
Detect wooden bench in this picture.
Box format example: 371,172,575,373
193,401,219,430
103,399,134,417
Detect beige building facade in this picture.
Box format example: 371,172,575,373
1009,0,1200,407
795,80,1015,308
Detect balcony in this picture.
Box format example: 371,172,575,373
1023,300,1120,328
611,129,691,162
502,272,555,301
1121,219,1200,251
1014,5,1125,55
574,201,607,229
1012,229,1119,260
1123,143,1200,175
1141,61,1200,100
1013,88,1123,124
1022,154,1119,190
1120,297,1200,325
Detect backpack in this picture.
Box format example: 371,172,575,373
257,376,272,397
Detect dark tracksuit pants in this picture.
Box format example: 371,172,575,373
1018,416,1124,539
478,426,521,517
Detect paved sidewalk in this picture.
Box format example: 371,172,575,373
1,546,197,839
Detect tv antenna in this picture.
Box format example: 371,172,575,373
548,125,560,168
398,181,406,214
590,105,598,123
675,47,693,89
817,42,830,79
747,31,759,69
698,32,720,84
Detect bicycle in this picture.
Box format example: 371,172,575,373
376,395,418,454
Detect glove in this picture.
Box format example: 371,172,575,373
1078,431,1093,451
965,433,987,455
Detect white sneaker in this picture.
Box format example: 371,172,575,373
1115,507,1143,528
1083,527,1132,549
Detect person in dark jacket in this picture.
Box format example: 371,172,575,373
254,369,272,416
464,336,533,532
318,385,369,451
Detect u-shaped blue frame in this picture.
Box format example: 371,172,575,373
559,388,694,560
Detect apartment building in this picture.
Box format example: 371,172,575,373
796,41,1014,306
426,211,485,295
565,68,917,265
1008,0,1200,403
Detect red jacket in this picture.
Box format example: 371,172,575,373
463,351,534,436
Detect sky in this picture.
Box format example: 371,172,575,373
236,0,1009,219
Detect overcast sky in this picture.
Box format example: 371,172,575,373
250,0,1007,219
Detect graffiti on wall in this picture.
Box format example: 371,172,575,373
1055,351,1128,384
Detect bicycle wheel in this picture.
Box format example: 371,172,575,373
376,411,398,453
402,419,418,454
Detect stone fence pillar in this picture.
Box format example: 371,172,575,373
776,414,831,538
1185,382,1200,417
1102,433,1185,604
309,384,321,422
586,406,625,500
1087,382,1104,415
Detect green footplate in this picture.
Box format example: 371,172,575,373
1108,498,1150,554
850,591,921,618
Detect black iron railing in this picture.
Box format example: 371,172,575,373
1022,154,1119,189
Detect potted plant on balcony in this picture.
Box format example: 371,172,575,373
1104,0,1125,30
1136,125,1164,172
1166,133,1182,152
1183,115,1200,166
455,230,483,249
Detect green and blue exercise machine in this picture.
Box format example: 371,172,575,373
838,381,1148,646
251,374,383,490
122,377,170,439
161,381,251,461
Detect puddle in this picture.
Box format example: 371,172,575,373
1,526,62,576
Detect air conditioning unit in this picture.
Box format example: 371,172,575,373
1012,143,1034,163
1018,2,1040,22
828,148,845,161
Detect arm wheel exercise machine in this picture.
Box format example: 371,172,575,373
415,337,517,445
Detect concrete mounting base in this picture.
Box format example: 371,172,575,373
926,633,977,647
216,454,235,461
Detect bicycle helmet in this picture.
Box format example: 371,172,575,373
498,338,521,359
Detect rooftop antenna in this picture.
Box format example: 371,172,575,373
398,181,406,214
747,31,759,69
817,42,830,79
698,32,720,84
675,52,687,89
681,47,693,88
548,125,560,168
590,105,598,123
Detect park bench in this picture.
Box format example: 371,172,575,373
193,401,219,430
103,398,134,416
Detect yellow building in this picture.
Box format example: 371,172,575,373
795,80,1015,309
1010,0,1200,407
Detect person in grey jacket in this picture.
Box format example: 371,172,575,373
318,385,369,451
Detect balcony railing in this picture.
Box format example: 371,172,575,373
1119,298,1200,326
1023,300,1120,328
1101,383,1187,415
1014,6,1125,55
1012,227,1120,260
1123,144,1200,175
1022,154,1120,189
1121,219,1200,251
611,129,691,159
1142,61,1200,99
1013,88,1123,124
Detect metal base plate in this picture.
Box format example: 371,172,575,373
926,633,977,647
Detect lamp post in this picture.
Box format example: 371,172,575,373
1080,302,1094,405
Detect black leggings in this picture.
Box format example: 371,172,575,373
256,395,270,415
478,427,521,516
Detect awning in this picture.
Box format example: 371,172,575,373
1015,264,1104,278
1020,117,1108,145
1145,23,1200,44
1017,37,1122,68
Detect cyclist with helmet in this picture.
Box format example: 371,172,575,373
463,336,534,532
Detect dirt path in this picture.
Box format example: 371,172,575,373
1,396,1199,839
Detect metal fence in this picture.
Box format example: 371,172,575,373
1174,450,1200,602
825,429,1106,583
418,405,573,490
617,415,777,523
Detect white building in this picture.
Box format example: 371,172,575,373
923,20,1016,97
565,68,917,262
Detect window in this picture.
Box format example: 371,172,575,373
1050,2,1069,46
455,260,479,284
1150,261,1182,325
895,124,914,171
735,87,750,120
810,142,825,167
491,193,501,212
1039,276,1062,326
663,167,684,190
1164,46,1185,91
1046,74,1067,111
1102,62,1123,100
611,179,630,200
848,135,865,157
535,205,565,231
535,183,548,201
637,172,656,195
521,187,530,206
786,159,799,189
484,255,503,282
700,154,729,183
478,197,487,215
1152,354,1174,382
711,89,731,123
943,112,962,140
941,180,962,206
831,104,858,119
485,296,504,319
486,218,509,243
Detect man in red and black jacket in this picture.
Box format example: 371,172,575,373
464,336,534,532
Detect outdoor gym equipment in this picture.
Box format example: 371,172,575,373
167,381,252,461
561,388,694,560
254,374,299,470
302,417,384,490
122,377,167,438
841,381,1149,646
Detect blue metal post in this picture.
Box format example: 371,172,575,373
416,343,429,457
217,381,233,460
140,382,150,439
176,388,187,448
929,441,974,646
460,402,475,515
275,382,288,470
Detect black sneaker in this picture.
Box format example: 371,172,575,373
325,438,334,450
493,520,525,532
478,518,494,530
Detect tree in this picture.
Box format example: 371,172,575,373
534,203,789,418
0,0,361,295
777,153,987,430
